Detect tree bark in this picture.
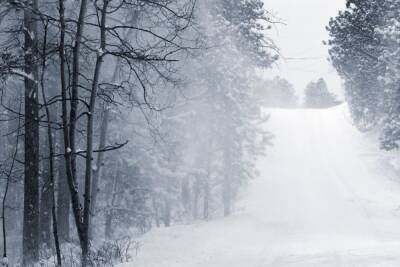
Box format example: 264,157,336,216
59,0,85,261
6,98,20,233
59,0,87,262
69,0,88,185
89,106,109,239
2,103,22,261
22,0,40,264
40,156,52,249
81,1,108,262
55,0,71,247
39,23,62,264
56,138,70,243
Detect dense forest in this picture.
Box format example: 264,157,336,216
327,0,400,148
0,0,278,265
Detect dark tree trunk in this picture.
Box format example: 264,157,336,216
59,0,87,260
39,23,62,265
40,123,53,249
39,100,57,249
40,161,52,249
22,0,40,264
6,98,20,233
57,1,71,248
56,142,70,243
2,104,22,260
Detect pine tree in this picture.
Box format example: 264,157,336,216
304,78,338,108
327,0,400,149
327,0,386,129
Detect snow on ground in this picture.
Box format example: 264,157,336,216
120,104,400,266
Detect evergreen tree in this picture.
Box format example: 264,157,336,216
375,0,400,150
304,78,338,108
327,0,400,149
327,0,386,129
258,76,298,108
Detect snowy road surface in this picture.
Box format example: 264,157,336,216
121,105,400,266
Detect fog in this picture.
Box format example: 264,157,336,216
265,0,345,100
1,0,400,266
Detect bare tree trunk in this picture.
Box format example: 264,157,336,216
203,177,210,220
40,107,52,249
39,23,62,265
40,158,52,248
41,98,62,266
90,8,140,236
222,175,231,217
59,0,88,263
2,103,22,262
222,147,231,217
162,197,171,227
192,177,200,220
22,0,40,264
55,1,70,240
181,177,191,217
91,8,142,238
56,138,70,243
54,5,70,244
69,0,88,185
152,195,160,228
89,106,109,239
222,149,232,217
6,98,20,233
222,117,233,217
59,0,86,254
203,142,212,220
104,167,119,239
81,1,108,262
1,170,9,262
58,2,88,266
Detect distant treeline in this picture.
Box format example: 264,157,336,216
256,76,340,109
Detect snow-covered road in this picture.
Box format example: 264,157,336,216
121,105,400,266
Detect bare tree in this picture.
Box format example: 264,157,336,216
1,102,21,265
39,20,62,266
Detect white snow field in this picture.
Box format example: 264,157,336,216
121,105,400,267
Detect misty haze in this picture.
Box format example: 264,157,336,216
1,0,400,266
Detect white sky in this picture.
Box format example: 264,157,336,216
262,0,346,100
